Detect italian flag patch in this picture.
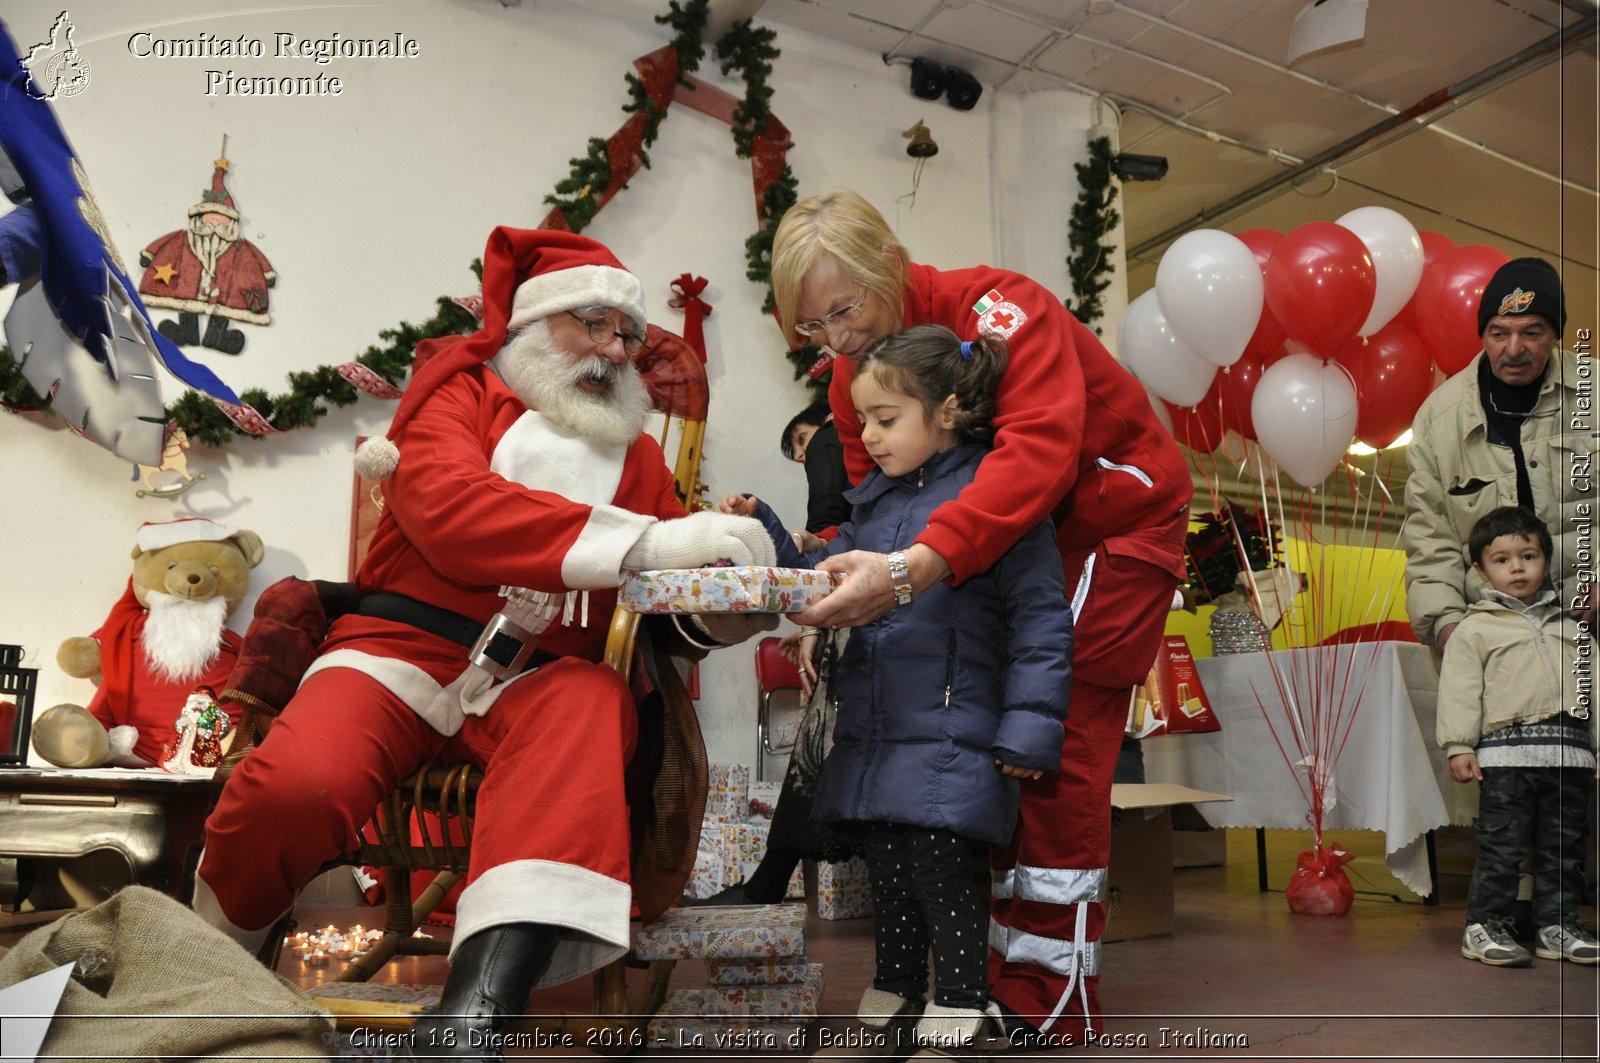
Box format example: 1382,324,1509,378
972,289,1004,315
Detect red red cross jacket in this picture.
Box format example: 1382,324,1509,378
828,261,1192,583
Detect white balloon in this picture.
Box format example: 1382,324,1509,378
1117,290,1217,407
1250,354,1358,488
1154,229,1264,368
1337,206,1424,337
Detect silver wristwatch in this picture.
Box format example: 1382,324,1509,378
886,551,913,607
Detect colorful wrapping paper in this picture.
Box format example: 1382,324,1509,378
706,958,815,986
654,963,825,1019
705,763,750,820
685,817,805,900
633,903,809,961
814,856,874,921
620,566,844,614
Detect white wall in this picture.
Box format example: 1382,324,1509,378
1,0,1108,766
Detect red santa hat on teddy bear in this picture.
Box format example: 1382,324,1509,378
354,228,647,481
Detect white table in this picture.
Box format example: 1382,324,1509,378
1141,641,1476,897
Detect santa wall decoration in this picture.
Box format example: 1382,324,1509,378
137,141,275,355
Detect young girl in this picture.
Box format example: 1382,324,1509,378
722,325,1072,1058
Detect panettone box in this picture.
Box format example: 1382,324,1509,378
620,566,844,614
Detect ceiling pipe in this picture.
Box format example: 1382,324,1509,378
1127,10,1599,260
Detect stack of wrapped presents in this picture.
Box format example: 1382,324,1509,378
637,903,823,1050
685,764,804,902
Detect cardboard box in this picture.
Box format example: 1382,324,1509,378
1105,783,1230,942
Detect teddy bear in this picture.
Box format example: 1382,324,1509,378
32,517,264,769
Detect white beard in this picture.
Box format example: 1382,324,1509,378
187,218,238,295
494,319,652,446
141,593,230,683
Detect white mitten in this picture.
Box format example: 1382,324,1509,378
623,511,777,571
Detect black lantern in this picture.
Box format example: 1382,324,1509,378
0,644,37,766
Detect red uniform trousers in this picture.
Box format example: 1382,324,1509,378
989,507,1188,1042
198,658,637,967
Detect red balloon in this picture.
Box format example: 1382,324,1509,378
1263,222,1376,360
1418,230,1456,271
1164,377,1226,453
1235,229,1287,364
1334,321,1437,449
1391,230,1458,333
1412,244,1510,375
1218,349,1266,440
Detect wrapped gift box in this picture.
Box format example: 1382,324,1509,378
685,816,804,901
707,958,815,986
633,903,808,961
747,781,782,815
655,963,825,1019
705,763,750,821
813,855,873,921
620,566,844,614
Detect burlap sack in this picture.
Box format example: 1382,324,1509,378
0,886,332,1060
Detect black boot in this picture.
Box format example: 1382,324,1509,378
400,922,562,1061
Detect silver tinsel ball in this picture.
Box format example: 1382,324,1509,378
1210,609,1270,654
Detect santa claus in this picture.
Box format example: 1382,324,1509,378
194,228,775,1058
137,156,274,352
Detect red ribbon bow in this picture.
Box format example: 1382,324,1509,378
668,273,713,364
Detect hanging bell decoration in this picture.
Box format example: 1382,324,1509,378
903,121,939,159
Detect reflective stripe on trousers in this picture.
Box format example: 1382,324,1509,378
990,864,1105,1032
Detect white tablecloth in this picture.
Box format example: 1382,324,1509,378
1141,641,1477,895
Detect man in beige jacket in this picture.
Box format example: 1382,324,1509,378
1404,257,1595,650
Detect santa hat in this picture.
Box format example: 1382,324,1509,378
354,228,646,481
135,517,238,554
188,161,240,222
1478,257,1565,337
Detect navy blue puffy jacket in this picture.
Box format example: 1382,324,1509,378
756,443,1072,847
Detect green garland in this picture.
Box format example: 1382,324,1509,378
0,0,818,445
1064,135,1120,332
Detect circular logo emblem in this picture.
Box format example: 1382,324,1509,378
44,50,92,98
980,301,1028,338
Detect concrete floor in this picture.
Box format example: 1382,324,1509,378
4,827,1596,1060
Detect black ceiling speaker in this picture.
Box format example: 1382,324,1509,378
943,67,983,111
909,57,947,101
1112,152,1169,181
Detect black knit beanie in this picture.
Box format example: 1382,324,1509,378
1477,256,1566,337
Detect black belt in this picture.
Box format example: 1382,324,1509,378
355,592,559,673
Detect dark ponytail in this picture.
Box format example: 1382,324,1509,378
856,324,1007,442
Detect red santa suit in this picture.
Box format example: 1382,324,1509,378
827,261,1193,1038
137,229,275,324
86,580,242,765
196,229,720,987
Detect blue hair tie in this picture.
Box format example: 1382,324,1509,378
959,340,974,360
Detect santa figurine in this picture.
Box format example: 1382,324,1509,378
160,686,234,776
137,149,274,353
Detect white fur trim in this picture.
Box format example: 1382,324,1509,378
508,264,646,334
354,436,400,481
302,649,544,736
192,859,287,954
136,517,236,552
490,411,627,507
452,858,632,988
562,505,658,589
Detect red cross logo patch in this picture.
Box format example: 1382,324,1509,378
980,301,1028,338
